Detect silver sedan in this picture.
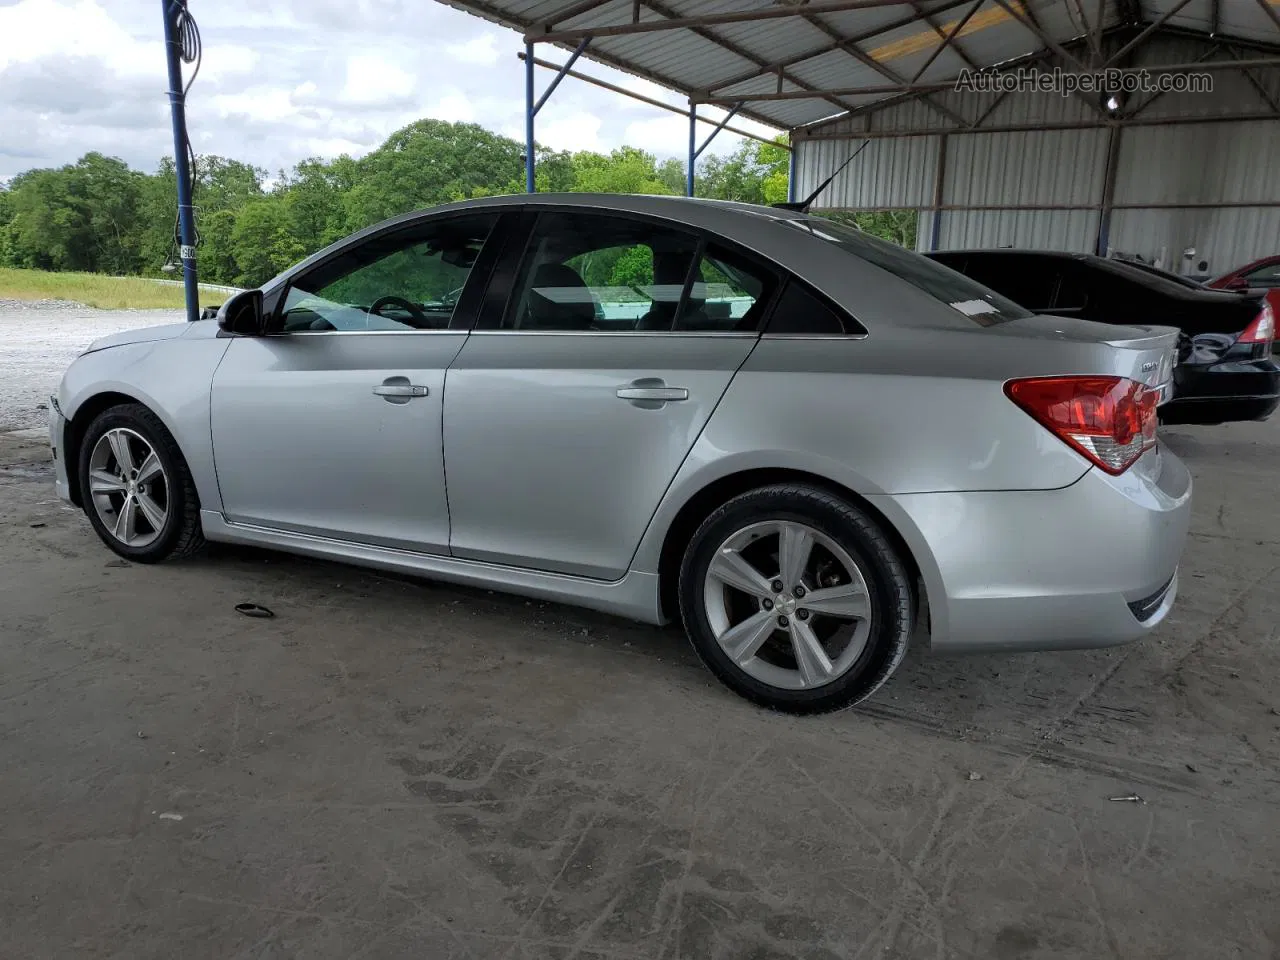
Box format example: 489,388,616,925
49,195,1191,713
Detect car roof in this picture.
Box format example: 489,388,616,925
376,193,806,232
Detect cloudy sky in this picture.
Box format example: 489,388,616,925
0,0,780,180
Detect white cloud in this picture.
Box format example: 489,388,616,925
0,0,785,180
429,94,476,124
537,110,605,153
340,53,415,105
624,116,690,153
0,0,157,74
448,34,500,66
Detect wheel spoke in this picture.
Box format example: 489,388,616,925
89,469,126,494
708,549,773,599
790,620,834,687
717,609,777,666
135,450,162,484
135,490,166,531
778,522,813,587
802,582,869,620
107,431,136,475
113,494,138,543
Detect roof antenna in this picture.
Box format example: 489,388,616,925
772,139,870,213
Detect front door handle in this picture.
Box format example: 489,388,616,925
616,384,689,402
373,379,429,404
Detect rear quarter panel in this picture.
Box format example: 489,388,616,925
628,329,1100,582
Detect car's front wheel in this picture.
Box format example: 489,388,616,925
78,403,205,563
678,484,912,714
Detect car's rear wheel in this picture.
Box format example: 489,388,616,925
678,484,912,714
78,403,205,562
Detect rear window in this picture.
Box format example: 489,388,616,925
783,217,1033,325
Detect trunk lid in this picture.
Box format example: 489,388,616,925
988,313,1180,403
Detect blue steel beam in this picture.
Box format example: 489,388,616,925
526,38,590,192
161,0,199,323
686,106,696,196
692,103,742,161
525,42,536,192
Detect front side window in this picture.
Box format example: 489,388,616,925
506,213,740,332
277,214,497,332
785,217,1032,325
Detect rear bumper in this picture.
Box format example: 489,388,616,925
877,445,1192,653
1163,359,1280,424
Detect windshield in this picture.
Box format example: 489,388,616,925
783,216,1033,325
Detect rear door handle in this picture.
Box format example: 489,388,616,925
616,385,689,401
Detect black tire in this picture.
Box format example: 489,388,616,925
78,403,205,563
677,484,912,714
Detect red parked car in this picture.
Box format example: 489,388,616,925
1209,256,1280,346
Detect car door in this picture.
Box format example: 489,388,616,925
209,211,504,553
442,210,776,581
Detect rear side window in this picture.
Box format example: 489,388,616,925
676,245,776,332
785,218,1033,325
765,279,863,335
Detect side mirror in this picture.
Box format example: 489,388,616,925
1224,277,1249,292
217,289,265,335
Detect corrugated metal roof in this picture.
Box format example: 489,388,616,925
440,0,1279,132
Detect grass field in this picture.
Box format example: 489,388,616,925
0,267,192,310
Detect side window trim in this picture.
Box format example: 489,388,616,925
266,210,507,335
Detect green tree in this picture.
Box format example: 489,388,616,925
5,153,145,273
199,209,239,285
343,119,525,228
696,136,789,204
231,199,306,287
571,147,676,195
824,210,919,249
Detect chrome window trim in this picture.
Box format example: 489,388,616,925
466,330,760,338
760,333,869,341
269,329,468,337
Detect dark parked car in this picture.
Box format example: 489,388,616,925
927,250,1279,425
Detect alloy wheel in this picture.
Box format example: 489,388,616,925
702,520,873,691
87,427,170,548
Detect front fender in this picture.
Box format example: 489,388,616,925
59,336,231,513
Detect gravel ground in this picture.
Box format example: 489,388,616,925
1,419,1278,958
0,300,182,433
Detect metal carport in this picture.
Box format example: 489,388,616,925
435,0,1280,271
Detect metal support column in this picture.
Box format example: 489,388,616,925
1096,125,1122,256
161,0,199,323
525,41,536,193
687,106,697,196
930,134,948,251
787,139,798,204
525,38,590,193
686,103,742,197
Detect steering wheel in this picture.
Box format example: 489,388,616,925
369,295,432,328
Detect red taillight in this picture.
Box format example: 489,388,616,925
1005,376,1158,475
1238,301,1275,344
